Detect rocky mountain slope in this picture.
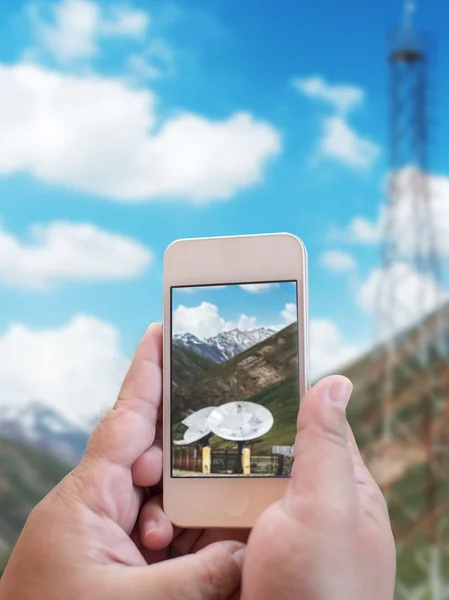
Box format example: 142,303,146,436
172,323,298,423
173,327,276,363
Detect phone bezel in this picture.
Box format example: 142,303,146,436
163,233,309,528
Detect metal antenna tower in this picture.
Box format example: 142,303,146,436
370,2,449,598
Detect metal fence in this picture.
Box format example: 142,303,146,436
172,446,294,476
172,446,202,472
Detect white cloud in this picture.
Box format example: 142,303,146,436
342,216,381,244
0,220,152,290
381,168,449,258
292,75,363,115
173,302,227,338
173,303,261,338
100,5,148,38
172,301,297,338
0,315,130,425
127,38,174,81
127,54,161,80
320,250,356,272
358,262,446,338
336,168,449,251
28,0,149,63
293,75,379,170
239,283,278,293
234,315,258,330
0,63,281,202
310,318,363,380
320,116,380,169
281,303,297,324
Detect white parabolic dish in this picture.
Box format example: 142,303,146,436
173,406,214,445
208,401,274,441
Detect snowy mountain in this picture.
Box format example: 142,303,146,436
212,328,277,360
173,327,277,362
0,401,90,464
173,332,225,362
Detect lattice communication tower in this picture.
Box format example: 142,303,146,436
371,3,449,598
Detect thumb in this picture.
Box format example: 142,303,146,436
111,541,245,600
286,375,356,517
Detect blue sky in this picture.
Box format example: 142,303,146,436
172,282,297,338
0,0,447,423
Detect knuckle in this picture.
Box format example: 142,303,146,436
116,392,159,427
83,408,123,460
298,411,347,449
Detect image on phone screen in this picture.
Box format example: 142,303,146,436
171,281,299,478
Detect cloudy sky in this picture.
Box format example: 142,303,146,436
1,0,449,424
172,282,297,338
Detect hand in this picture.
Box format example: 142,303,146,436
241,376,396,600
0,324,246,600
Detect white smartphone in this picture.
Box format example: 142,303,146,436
163,233,309,528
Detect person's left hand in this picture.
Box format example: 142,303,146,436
1,324,248,600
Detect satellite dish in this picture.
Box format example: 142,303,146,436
173,406,214,445
208,401,273,441
183,406,214,428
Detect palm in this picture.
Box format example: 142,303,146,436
82,325,249,570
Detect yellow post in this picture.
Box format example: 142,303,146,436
202,446,211,474
242,447,251,475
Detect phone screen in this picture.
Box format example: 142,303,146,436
171,281,299,478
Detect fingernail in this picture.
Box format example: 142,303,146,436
144,520,158,539
232,547,245,569
329,377,353,409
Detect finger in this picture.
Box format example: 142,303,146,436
189,529,250,553
346,424,390,521
84,323,162,468
139,496,174,551
132,442,162,487
286,375,357,517
346,423,376,487
171,528,249,557
111,541,245,600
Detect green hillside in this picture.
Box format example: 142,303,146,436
172,344,215,388
0,437,71,570
172,323,298,422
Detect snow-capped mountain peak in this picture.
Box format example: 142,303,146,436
173,327,277,363
173,332,206,346
0,400,90,464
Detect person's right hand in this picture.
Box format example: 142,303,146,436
241,375,396,600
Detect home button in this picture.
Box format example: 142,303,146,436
224,495,250,516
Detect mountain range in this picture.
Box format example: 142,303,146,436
0,402,90,465
173,327,276,362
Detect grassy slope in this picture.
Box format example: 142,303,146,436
172,344,215,387
0,437,71,555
